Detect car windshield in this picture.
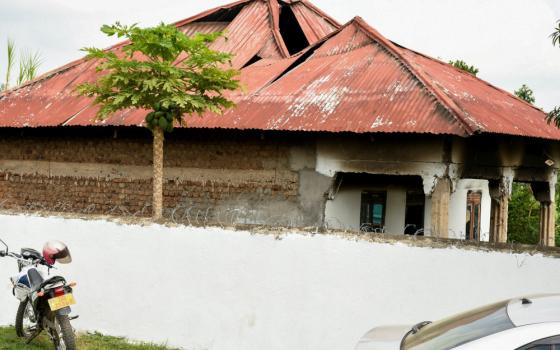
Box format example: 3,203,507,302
402,300,515,350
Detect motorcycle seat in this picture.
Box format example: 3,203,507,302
34,275,66,292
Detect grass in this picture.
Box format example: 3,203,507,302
0,327,179,350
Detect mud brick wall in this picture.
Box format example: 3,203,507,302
0,175,152,215
0,128,307,225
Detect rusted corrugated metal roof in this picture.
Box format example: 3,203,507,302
180,22,229,37
0,0,337,128
399,47,560,139
209,0,279,67
175,22,467,135
290,1,339,44
0,0,557,140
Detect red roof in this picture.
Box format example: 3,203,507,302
0,0,557,140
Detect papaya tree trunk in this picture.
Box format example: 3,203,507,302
152,127,164,220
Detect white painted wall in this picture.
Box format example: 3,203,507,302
0,214,559,350
423,196,432,235
448,179,491,241
325,188,362,230
324,186,406,233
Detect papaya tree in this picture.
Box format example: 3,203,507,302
77,23,240,219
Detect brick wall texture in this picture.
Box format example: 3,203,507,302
0,128,301,224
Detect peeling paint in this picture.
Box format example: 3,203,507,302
0,1,555,141
371,115,393,129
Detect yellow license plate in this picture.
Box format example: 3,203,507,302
48,293,76,311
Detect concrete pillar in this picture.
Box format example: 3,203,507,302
489,177,512,244
430,177,451,238
531,178,557,247
539,202,556,247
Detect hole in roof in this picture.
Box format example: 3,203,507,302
242,55,263,69
279,4,310,55
194,3,245,22
268,40,325,85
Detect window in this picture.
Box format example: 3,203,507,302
402,300,514,350
518,336,560,350
360,191,386,232
466,191,482,240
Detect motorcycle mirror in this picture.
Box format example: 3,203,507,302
0,238,8,256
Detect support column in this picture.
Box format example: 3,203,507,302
539,202,556,247
430,177,451,238
531,177,557,247
489,175,512,244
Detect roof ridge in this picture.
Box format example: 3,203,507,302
267,0,291,57
173,0,253,27
291,0,341,28
351,16,476,136
392,43,547,115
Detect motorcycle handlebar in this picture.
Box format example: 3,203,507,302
1,251,54,268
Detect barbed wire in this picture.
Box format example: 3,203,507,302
0,199,519,249
0,198,496,235
0,199,311,230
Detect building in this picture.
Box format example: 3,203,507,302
0,0,558,245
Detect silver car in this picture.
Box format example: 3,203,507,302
356,294,560,350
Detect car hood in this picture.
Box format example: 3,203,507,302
355,325,411,350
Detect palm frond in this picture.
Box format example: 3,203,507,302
16,50,28,86
4,38,15,90
16,49,42,86
551,20,560,47
546,107,560,128
24,51,42,82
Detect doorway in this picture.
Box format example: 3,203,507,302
466,191,482,240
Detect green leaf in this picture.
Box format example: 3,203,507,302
514,84,535,105
100,24,116,36
449,59,479,76
547,107,560,128
76,21,241,129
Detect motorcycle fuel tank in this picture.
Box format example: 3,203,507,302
11,267,45,301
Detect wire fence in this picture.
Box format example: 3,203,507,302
0,198,548,257
0,199,313,230
0,199,513,250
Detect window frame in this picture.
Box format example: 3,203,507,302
402,300,514,350
517,335,560,350
360,191,387,231
466,190,482,241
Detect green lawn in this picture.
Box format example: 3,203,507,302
0,327,179,350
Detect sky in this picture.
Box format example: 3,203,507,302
0,0,558,111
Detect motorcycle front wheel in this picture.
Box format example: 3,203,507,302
47,314,76,350
15,300,38,338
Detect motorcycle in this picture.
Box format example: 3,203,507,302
0,238,77,350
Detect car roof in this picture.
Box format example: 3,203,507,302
507,294,560,327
